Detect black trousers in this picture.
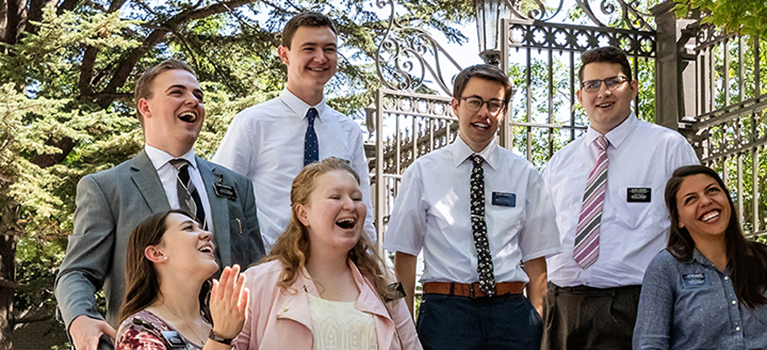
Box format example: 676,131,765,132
416,293,542,350
541,282,641,350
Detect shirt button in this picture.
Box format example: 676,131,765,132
736,326,741,331
724,276,730,281
732,300,737,305
584,282,589,286
283,306,289,312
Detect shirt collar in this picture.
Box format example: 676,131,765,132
691,249,732,273
144,144,197,171
451,135,499,170
279,88,327,122
584,111,638,150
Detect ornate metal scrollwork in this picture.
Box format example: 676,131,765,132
507,0,655,31
375,0,463,95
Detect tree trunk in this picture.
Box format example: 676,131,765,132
0,233,16,350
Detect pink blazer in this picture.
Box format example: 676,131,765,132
235,260,422,350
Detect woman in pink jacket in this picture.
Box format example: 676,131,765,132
236,157,421,350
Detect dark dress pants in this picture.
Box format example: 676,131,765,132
541,282,641,350
416,293,542,350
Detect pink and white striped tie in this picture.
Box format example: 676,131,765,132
574,135,608,269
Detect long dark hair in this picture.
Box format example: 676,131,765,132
665,165,767,308
264,157,394,300
119,209,213,323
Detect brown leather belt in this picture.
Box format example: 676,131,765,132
423,281,525,298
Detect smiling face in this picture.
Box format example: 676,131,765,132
675,173,732,245
278,25,338,104
138,69,205,157
297,169,366,255
577,62,638,134
452,77,507,153
152,213,218,278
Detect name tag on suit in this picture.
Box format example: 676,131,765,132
492,192,516,207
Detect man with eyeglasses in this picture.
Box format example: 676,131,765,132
385,64,561,349
541,46,699,349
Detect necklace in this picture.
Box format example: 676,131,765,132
162,302,208,347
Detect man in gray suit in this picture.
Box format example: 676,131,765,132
54,60,265,350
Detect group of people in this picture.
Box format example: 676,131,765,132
51,10,767,350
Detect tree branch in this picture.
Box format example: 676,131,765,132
12,312,53,325
95,0,260,108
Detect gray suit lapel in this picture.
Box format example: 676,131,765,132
198,158,232,267
130,151,171,213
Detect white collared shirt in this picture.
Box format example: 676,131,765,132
144,145,213,232
213,89,374,252
543,113,699,288
383,137,562,284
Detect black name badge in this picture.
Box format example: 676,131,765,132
492,192,516,207
627,188,651,203
214,183,237,200
160,330,186,348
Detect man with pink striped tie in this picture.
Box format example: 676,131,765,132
541,47,699,349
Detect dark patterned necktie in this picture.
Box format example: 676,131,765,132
574,135,608,269
169,159,206,229
469,154,496,296
304,108,319,166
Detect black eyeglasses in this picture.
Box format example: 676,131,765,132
460,96,506,115
580,76,629,93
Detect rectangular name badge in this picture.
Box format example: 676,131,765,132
627,188,651,203
160,331,186,348
214,183,237,200
682,273,708,288
492,192,516,207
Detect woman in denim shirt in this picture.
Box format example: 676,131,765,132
634,165,767,350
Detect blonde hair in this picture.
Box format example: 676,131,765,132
264,157,392,299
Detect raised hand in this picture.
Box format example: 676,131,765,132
209,264,250,339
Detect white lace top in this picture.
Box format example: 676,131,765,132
307,294,378,350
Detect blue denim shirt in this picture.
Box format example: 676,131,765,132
633,249,767,350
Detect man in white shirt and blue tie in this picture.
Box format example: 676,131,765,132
214,12,374,252
541,46,700,349
385,64,562,350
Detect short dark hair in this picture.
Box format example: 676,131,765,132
452,64,513,106
134,60,197,128
282,12,337,49
578,46,633,83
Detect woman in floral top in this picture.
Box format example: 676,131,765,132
115,209,249,350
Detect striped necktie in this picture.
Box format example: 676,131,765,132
169,158,206,229
574,135,608,269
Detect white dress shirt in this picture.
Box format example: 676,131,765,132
213,89,375,252
144,145,213,232
543,113,699,288
384,137,562,284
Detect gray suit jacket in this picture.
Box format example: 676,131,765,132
54,150,265,330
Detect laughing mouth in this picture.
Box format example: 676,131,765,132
597,102,615,108
336,218,356,229
471,123,490,129
309,67,328,72
198,244,214,254
701,210,720,222
178,111,198,123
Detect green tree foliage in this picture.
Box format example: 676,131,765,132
0,1,472,348
674,0,767,40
